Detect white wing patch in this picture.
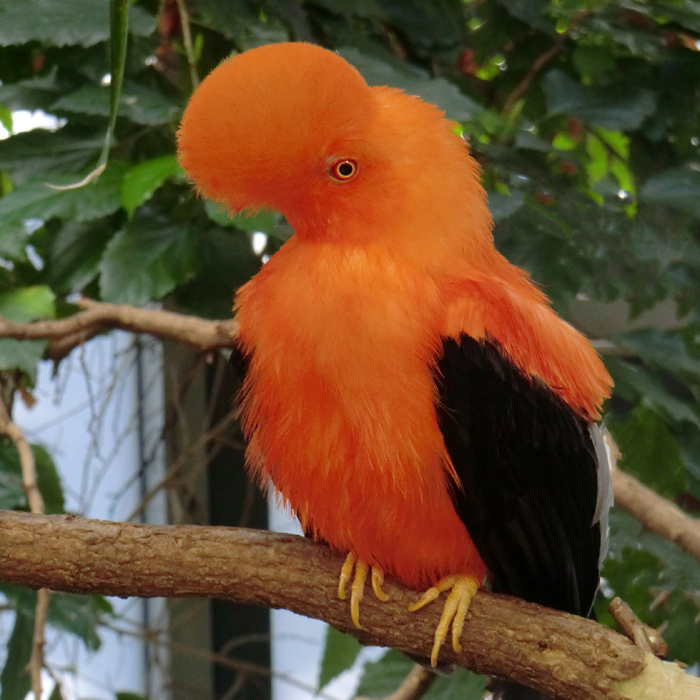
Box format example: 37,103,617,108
590,424,617,566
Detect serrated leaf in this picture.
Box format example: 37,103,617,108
0,68,61,112
640,167,700,217
204,201,282,234
48,593,104,651
99,213,198,305
173,227,260,318
339,46,481,121
0,223,30,261
619,329,700,382
542,69,655,131
0,340,46,382
356,649,486,699
0,612,33,700
48,682,65,700
608,405,686,499
0,285,55,322
606,358,700,427
0,160,127,226
0,0,155,48
53,82,181,126
318,626,362,690
48,219,115,293
0,128,104,184
0,442,65,513
488,190,525,222
122,155,182,216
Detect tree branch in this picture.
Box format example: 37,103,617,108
0,511,698,700
0,299,238,363
612,467,700,565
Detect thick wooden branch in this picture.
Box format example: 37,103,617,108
0,511,698,700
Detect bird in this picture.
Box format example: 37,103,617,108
177,41,614,698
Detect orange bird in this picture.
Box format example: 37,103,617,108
178,42,614,696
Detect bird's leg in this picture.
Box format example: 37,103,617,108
338,552,388,629
408,575,480,666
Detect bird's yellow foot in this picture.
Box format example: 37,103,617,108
408,575,480,666
338,552,388,629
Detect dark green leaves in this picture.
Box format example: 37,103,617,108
357,650,487,699
0,161,127,227
98,211,198,305
543,69,656,131
640,167,700,217
0,0,154,47
317,626,362,690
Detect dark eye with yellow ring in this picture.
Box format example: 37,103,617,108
329,158,359,182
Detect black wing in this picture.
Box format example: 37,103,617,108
435,334,609,616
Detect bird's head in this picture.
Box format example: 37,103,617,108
178,42,492,263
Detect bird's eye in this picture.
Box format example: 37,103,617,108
329,158,359,182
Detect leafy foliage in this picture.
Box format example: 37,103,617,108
1,0,700,696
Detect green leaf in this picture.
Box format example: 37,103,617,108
0,285,55,322
0,0,155,48
48,682,65,700
0,128,104,185
608,405,686,499
0,340,46,382
488,190,525,222
116,694,147,700
542,69,655,131
48,219,116,293
356,649,486,699
618,329,700,382
0,68,61,112
173,227,260,318
0,223,30,262
339,46,481,122
640,167,700,217
318,626,362,690
0,612,32,700
0,160,127,226
204,201,282,234
53,82,181,126
99,213,198,305
607,358,700,427
0,442,65,513
48,593,104,650
122,155,182,216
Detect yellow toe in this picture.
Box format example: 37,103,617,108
409,575,480,667
371,567,389,602
337,554,389,630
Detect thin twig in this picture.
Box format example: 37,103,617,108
609,597,668,660
174,0,200,89
501,10,592,115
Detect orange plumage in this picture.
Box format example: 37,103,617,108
178,42,613,673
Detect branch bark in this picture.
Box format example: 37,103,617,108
612,467,700,564
0,299,238,363
0,511,698,700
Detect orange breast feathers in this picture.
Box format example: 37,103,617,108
235,239,487,588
